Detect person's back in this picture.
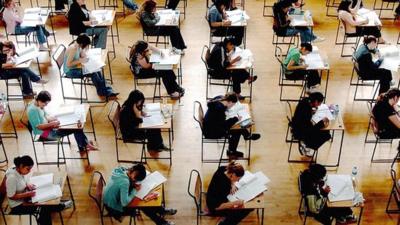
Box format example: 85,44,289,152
67,1,87,35
206,166,230,213
63,45,80,74
372,100,398,137
283,47,300,74
291,97,313,139
103,167,135,213
203,99,229,138
208,4,221,26
119,105,142,140
26,102,46,136
2,7,18,34
207,43,225,76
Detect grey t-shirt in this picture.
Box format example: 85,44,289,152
5,167,28,208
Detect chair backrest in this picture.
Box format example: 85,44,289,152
88,171,107,216
193,101,205,131
370,115,380,136
107,100,122,139
351,55,361,75
126,46,132,63
390,169,400,207
187,169,203,214
285,101,294,125
52,44,67,74
0,169,6,208
201,45,211,71
275,46,285,64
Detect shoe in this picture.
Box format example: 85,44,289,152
162,208,177,215
108,92,119,97
177,87,185,95
234,151,244,158
298,141,306,156
38,46,50,51
306,85,320,94
170,92,181,98
346,214,357,223
61,200,73,209
312,36,325,43
172,47,181,55
248,75,258,84
36,79,48,84
161,221,175,225
390,80,396,86
336,216,347,224
227,150,236,157
237,94,245,101
158,144,171,152
22,92,36,99
304,148,315,157
244,133,261,141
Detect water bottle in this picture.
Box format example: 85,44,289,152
0,93,5,114
351,166,358,187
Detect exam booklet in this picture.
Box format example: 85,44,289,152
326,174,355,202
142,103,164,128
29,173,62,203
226,102,251,125
135,171,167,199
227,171,270,203
311,104,334,124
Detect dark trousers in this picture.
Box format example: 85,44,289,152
124,129,164,150
166,0,180,9
158,27,186,50
65,69,115,97
315,206,352,225
0,68,41,94
138,69,180,94
10,204,65,225
360,68,392,94
106,205,167,225
303,130,331,150
230,69,249,94
213,27,245,46
285,70,321,88
352,26,382,38
215,209,253,225
55,0,68,10
228,129,250,151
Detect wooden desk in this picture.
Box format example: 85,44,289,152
289,10,314,27
320,110,345,167
128,185,164,208
155,10,180,26
89,10,118,58
356,8,382,27
20,8,56,45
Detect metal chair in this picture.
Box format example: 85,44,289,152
334,18,362,57
351,55,380,102
193,101,228,167
373,0,398,19
386,169,400,214
263,0,273,17
275,47,305,102
140,18,169,48
201,45,232,100
0,135,7,164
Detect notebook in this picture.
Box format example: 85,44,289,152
51,105,86,127
311,104,334,124
226,102,251,125
29,173,62,203
227,171,270,202
326,174,355,202
142,103,164,128
135,171,167,199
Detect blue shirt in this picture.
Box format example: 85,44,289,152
63,47,81,74
27,102,47,136
208,5,222,23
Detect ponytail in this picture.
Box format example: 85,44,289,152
226,161,244,177
13,155,34,167
377,88,400,103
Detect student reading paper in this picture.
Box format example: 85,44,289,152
206,161,253,225
103,164,176,225
6,156,72,225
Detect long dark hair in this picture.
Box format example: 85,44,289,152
377,88,400,103
122,90,145,110
129,40,148,61
214,0,226,14
337,0,351,12
143,0,156,13
14,155,34,168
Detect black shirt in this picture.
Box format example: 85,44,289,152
203,99,238,139
206,166,231,212
372,100,399,137
67,2,90,35
291,97,324,140
119,105,143,140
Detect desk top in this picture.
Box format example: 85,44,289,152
138,104,173,129
323,111,345,131
226,9,249,27
227,49,254,70
231,104,252,130
289,10,314,27
47,104,90,130
89,10,116,27
128,185,163,208
356,8,382,27
244,193,265,209
327,174,362,208
156,9,180,26
21,8,50,27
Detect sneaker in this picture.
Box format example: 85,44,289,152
390,80,396,86
61,200,73,209
336,216,347,224
298,141,306,156
162,208,177,215
312,36,325,43
172,47,182,55
304,148,315,157
237,94,245,101
22,92,36,99
158,144,171,152
248,75,258,84
306,85,320,94
346,214,357,223
234,151,244,158
226,150,236,157
177,87,185,94
36,79,48,84
170,92,181,98
244,133,261,141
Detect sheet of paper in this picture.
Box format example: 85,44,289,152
326,174,355,202
226,102,251,124
24,8,41,14
15,45,39,65
228,171,270,202
29,173,53,189
304,51,326,70
53,105,86,126
142,113,164,128
91,10,113,23
32,184,62,203
230,49,253,68
82,57,105,74
144,103,161,113
356,9,381,26
312,104,334,123
235,171,255,188
150,49,180,65
135,171,167,199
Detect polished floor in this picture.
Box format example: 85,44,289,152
0,0,400,224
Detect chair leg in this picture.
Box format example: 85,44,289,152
371,139,379,162
218,138,227,167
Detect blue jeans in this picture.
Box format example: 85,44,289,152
86,27,108,49
14,24,48,44
123,0,138,10
47,129,88,151
66,68,114,96
0,68,40,94
284,27,316,44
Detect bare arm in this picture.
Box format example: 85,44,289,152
349,0,361,14
215,200,243,210
9,191,35,200
389,114,400,129
137,55,152,69
287,59,307,70
66,47,86,68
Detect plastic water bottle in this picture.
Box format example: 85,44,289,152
0,93,6,114
351,166,358,187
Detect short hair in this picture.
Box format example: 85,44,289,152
143,0,156,13
36,90,51,102
226,161,245,177
363,36,377,45
128,164,146,181
223,92,238,103
308,164,326,181
76,33,91,49
300,43,313,52
222,37,234,48
309,92,324,103
13,155,34,167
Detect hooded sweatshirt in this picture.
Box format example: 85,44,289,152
5,167,28,208
103,167,137,212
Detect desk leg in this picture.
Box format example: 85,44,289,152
336,130,344,167
66,175,76,211
249,68,253,103
115,14,120,43
110,24,116,59
168,128,172,166
107,51,113,84
324,69,330,102
357,206,363,225
248,128,252,165
261,208,264,225
89,107,97,141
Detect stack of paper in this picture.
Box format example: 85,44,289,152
91,10,113,23
15,45,39,65
82,48,105,75
326,174,355,202
226,102,251,125
150,49,180,65
227,171,270,202
311,104,334,123
142,103,164,128
379,45,400,72
51,105,86,127
29,173,62,203
135,171,167,199
230,48,253,68
226,9,250,25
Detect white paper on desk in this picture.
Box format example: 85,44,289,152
356,10,381,26
152,64,173,70
311,104,334,123
231,49,253,68
326,174,355,202
52,105,86,126
150,49,180,65
24,7,41,14
135,171,167,199
226,9,249,25
228,171,270,202
29,173,53,189
226,102,251,124
15,45,39,65
142,113,164,128
144,103,161,113
91,10,112,23
304,52,325,70
290,14,308,26
82,48,105,74
32,184,62,203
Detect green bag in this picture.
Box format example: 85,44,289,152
305,195,326,214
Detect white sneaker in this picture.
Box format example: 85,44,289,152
172,47,181,55
312,36,325,43
62,200,73,209
299,141,307,156
390,80,396,86
304,148,315,157
306,85,320,94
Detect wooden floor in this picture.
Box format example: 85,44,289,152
0,0,400,224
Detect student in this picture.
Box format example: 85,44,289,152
212,0,237,10
207,38,257,100
129,40,184,98
396,3,400,18
0,41,47,98
338,0,386,43
273,0,324,44
208,0,244,46
372,88,400,140
291,92,331,157
103,164,176,225
64,33,118,98
300,164,357,225
68,0,109,49
203,92,260,157
55,0,70,11
6,155,73,225
2,0,50,51
354,36,392,94
140,0,186,53
166,0,180,10
283,43,321,91
27,90,97,151
206,161,253,225
119,90,169,152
